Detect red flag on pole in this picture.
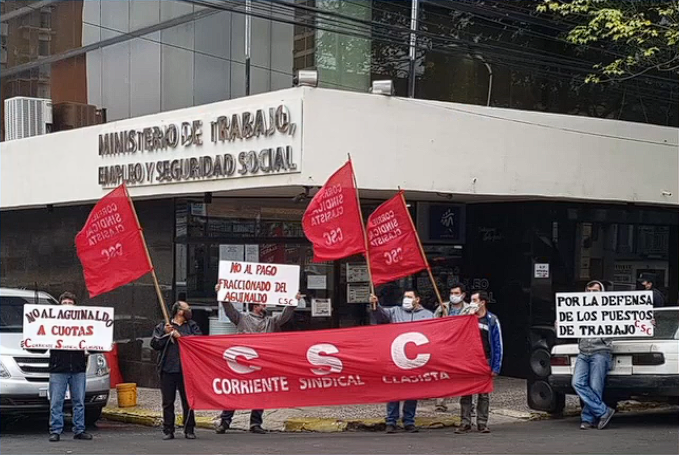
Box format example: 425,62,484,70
367,191,428,286
75,184,153,298
302,160,367,262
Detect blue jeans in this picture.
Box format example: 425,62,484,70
386,400,418,426
572,352,611,424
49,372,86,435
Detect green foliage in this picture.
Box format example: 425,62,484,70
537,0,679,82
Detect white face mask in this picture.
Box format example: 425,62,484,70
402,297,414,311
450,295,464,305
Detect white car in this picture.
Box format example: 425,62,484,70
0,288,110,424
549,307,679,408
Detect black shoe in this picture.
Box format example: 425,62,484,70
162,433,175,440
185,433,196,439
478,425,491,433
597,408,615,430
455,424,472,434
215,421,230,434
404,424,419,433
250,425,266,434
73,432,93,440
49,433,60,442
385,424,397,434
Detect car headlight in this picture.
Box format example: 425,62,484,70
96,354,110,377
0,361,11,379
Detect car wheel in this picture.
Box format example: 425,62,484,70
85,406,103,427
527,379,565,414
529,347,552,378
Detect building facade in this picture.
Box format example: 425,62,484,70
1,87,677,391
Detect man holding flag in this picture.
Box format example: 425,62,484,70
369,291,433,433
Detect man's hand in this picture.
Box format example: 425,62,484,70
491,372,498,377
171,330,181,339
369,294,379,305
164,323,173,334
215,283,221,294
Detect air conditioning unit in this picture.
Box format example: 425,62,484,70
52,102,105,131
4,96,53,140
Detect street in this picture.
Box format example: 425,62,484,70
1,410,677,454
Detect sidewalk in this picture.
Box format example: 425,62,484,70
102,377,580,432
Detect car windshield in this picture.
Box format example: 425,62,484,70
0,296,57,332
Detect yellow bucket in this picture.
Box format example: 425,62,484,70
116,383,137,408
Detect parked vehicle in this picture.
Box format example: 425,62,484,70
0,288,110,424
548,307,679,411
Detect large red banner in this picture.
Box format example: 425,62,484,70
75,184,152,298
302,160,366,262
367,191,428,286
179,317,492,410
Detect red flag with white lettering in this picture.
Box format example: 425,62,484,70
302,161,366,262
75,184,153,298
367,191,428,286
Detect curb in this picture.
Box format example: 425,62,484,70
284,416,461,433
102,407,460,433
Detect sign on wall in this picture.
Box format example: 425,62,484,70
22,304,115,351
97,100,302,188
311,298,332,317
555,291,654,339
217,260,300,306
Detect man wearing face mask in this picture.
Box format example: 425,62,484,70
456,290,503,434
433,284,469,411
151,301,202,440
214,283,302,434
369,290,434,433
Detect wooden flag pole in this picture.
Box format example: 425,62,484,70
399,191,447,316
348,154,377,310
124,185,171,324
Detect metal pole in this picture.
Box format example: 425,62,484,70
483,61,493,107
408,0,419,98
245,0,252,96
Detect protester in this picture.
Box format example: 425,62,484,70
639,274,665,307
151,301,202,440
434,283,469,318
214,283,301,434
434,283,469,411
370,290,434,434
455,290,503,434
572,280,615,430
41,292,93,442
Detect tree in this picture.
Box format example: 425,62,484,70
537,0,679,82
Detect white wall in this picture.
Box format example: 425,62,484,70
1,87,677,210
300,88,679,207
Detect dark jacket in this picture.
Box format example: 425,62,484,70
151,320,202,374
484,311,504,375
651,288,665,308
49,349,88,374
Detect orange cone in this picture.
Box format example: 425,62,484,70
105,343,124,388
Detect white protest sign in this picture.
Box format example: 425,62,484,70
555,291,654,339
22,304,114,351
218,260,300,306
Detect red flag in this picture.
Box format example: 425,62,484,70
367,191,428,286
302,161,366,262
75,184,153,298
180,317,492,410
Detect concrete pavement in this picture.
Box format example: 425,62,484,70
1,409,677,454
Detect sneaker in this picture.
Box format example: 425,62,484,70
215,421,230,434
597,408,615,430
580,422,595,430
249,425,266,434
185,433,196,439
478,425,491,433
404,424,419,433
162,433,175,440
49,433,60,442
73,432,93,440
385,424,397,434
455,425,472,434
